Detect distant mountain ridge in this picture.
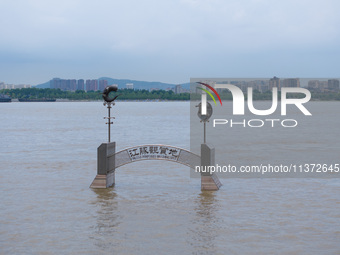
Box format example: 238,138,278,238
35,77,190,90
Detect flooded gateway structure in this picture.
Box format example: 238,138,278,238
90,86,221,191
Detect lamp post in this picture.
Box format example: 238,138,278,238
196,101,213,144
102,85,120,143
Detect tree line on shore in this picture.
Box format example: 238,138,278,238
0,88,190,100
1,87,339,101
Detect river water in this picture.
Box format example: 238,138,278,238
0,102,339,254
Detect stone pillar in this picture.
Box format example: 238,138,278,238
90,142,116,188
201,143,222,191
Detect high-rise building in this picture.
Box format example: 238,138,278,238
247,80,266,92
60,79,67,90
99,80,108,91
51,78,80,91
93,80,98,91
319,81,328,92
85,80,98,91
14,84,31,89
175,84,182,94
282,78,300,88
0,83,31,89
50,78,61,89
126,83,134,89
328,79,339,91
70,79,77,91
308,80,320,91
85,80,90,91
230,81,248,92
77,79,85,90
269,76,280,90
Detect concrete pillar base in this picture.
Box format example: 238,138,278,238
90,142,116,189
90,171,115,189
200,143,222,190
201,173,222,191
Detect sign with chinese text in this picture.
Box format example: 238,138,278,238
127,145,181,161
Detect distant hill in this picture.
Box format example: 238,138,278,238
35,77,190,90
99,77,174,90
35,81,50,88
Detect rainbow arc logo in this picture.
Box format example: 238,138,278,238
197,82,222,106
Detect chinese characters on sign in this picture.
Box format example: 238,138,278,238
127,146,181,161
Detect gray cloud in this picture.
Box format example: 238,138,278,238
0,0,339,84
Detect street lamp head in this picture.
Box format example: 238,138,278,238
196,102,213,122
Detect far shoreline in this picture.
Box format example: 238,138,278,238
7,98,340,103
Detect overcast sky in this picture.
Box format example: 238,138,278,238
0,0,339,85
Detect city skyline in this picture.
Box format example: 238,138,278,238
2,77,339,94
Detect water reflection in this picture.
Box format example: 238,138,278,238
190,191,223,254
91,188,121,252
